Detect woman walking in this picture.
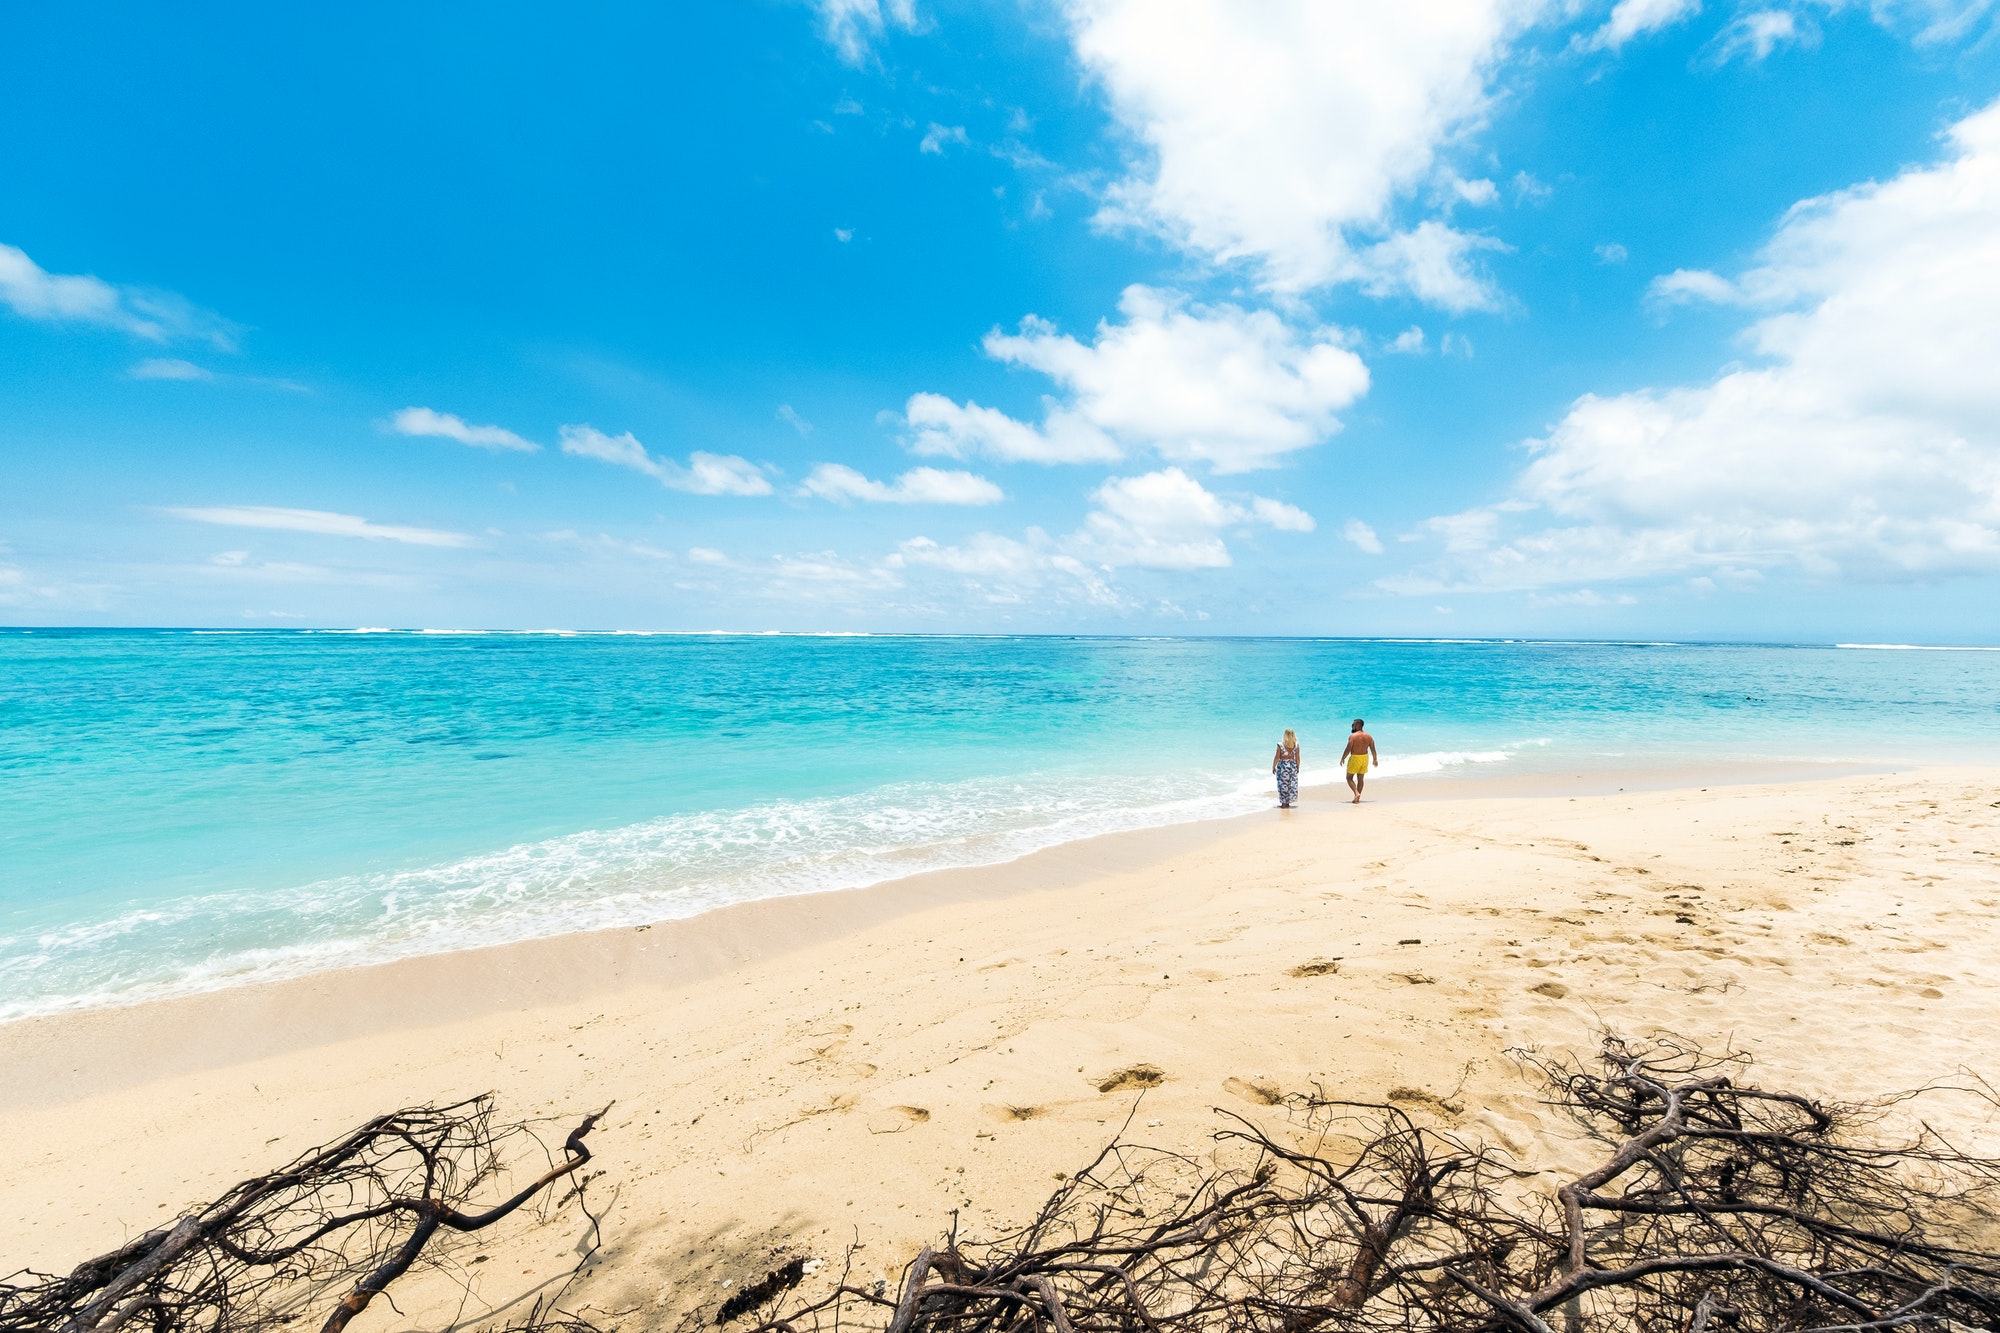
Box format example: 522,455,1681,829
1272,728,1301,809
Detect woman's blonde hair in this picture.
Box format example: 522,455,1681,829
1282,728,1298,748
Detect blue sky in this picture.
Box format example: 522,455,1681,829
3,0,1998,637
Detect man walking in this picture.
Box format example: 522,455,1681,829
1342,718,1378,804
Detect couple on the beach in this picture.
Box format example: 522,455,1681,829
1271,721,1378,808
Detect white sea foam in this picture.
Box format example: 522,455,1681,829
1380,749,1510,775
1837,643,2000,651
0,750,1514,1023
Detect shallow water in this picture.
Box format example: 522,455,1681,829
3,630,1995,1021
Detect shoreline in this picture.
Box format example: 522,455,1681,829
0,756,1891,1069
0,806,1248,1107
4,765,1996,1321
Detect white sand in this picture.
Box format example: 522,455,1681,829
4,769,1996,1329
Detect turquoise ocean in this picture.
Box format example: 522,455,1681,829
3,630,1997,1024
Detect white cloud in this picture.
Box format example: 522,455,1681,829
1534,588,1637,606
1249,496,1315,531
1580,0,1701,51
767,550,903,589
166,506,475,548
1,243,146,331
536,530,682,562
1343,519,1385,553
130,358,213,381
1708,8,1805,60
816,0,918,63
777,404,814,435
1421,505,1510,552
919,123,969,154
1398,97,2000,592
802,463,1005,505
1388,326,1427,354
1595,242,1630,264
389,406,539,452
0,242,236,348
667,474,1313,610
0,563,47,606
674,452,773,496
1705,0,1992,62
1064,0,1535,304
1453,177,1501,206
0,556,117,611
191,556,412,589
907,285,1368,474
895,532,1043,576
891,534,1124,606
1512,171,1553,204
675,454,773,496
558,424,774,496
1854,0,1994,45
1074,466,1314,569
1357,220,1509,310
1648,267,1740,305
904,393,1121,465
833,228,855,242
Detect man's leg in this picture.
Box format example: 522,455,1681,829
1353,771,1365,803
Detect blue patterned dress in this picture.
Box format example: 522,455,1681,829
1274,748,1300,807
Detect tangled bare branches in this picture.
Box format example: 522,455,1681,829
0,1095,606,1333
1509,1035,2000,1332
9,1036,1997,1333
728,1035,2000,1333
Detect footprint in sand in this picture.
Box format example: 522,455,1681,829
1095,1064,1165,1093
794,1038,860,1067
1530,981,1569,999
982,1103,1045,1122
796,1024,855,1063
1387,1087,1464,1117
1289,959,1340,977
864,1105,930,1135
1222,1076,1283,1106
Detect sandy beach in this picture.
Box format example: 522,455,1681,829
6,768,1998,1328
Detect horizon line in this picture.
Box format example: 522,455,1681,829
9,626,1999,650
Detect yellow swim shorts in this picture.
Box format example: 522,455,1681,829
1346,752,1369,774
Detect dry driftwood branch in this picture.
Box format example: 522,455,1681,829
0,1094,607,1333
722,1034,2000,1333
11,1034,2000,1333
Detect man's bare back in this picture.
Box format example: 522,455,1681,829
1341,721,1378,803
